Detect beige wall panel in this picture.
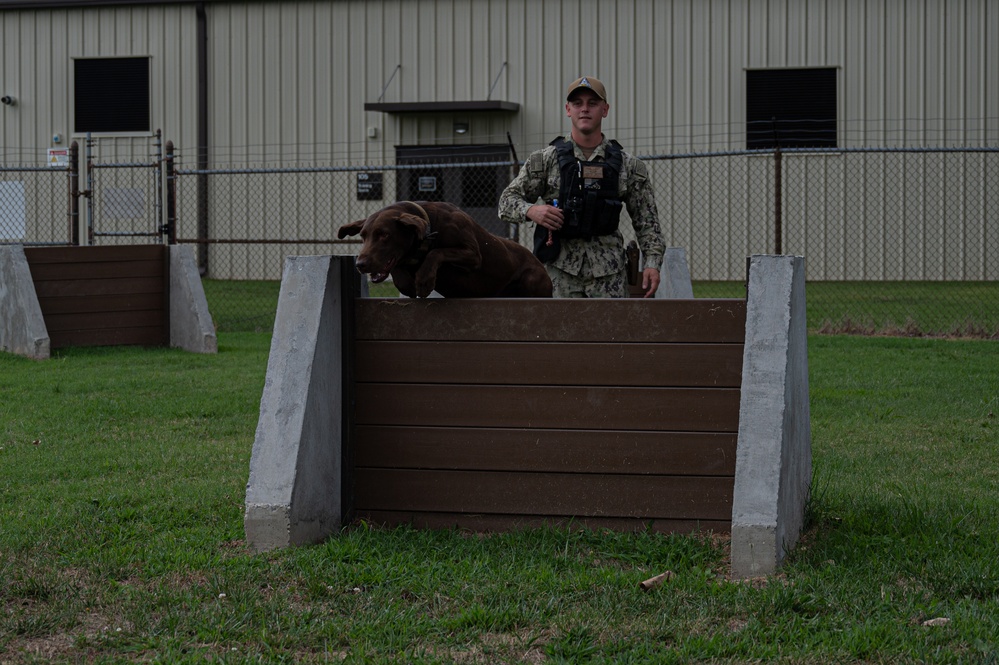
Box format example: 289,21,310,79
0,5,196,180
6,0,997,159
3,0,997,280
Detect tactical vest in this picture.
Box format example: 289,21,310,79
551,137,624,239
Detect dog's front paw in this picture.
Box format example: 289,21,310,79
414,265,438,298
415,280,435,298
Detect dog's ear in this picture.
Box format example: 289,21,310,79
337,219,365,239
396,213,429,239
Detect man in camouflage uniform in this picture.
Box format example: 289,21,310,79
498,76,665,298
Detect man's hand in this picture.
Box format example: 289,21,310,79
527,204,564,231
641,267,660,298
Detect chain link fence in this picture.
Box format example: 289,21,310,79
4,140,997,337
0,162,74,246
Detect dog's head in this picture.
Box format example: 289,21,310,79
337,202,431,283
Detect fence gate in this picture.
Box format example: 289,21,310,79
82,131,167,246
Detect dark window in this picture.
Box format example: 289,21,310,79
75,57,150,133
746,68,837,149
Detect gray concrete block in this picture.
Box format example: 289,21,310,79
0,245,50,359
655,247,695,299
169,245,217,354
244,255,351,551
731,255,812,578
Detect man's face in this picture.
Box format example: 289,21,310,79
565,90,609,134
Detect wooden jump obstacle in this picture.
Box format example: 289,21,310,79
352,298,744,534
244,254,812,577
23,245,171,349
0,244,216,358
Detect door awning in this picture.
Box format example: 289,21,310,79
364,100,519,113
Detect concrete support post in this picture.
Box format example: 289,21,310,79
655,247,695,299
0,245,50,359
731,255,812,578
244,255,357,551
168,245,217,354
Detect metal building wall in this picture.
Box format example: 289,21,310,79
0,3,199,163
5,1,991,161
196,0,996,280
3,0,996,279
0,3,198,247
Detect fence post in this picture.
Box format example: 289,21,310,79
154,129,164,243
84,133,94,245
164,141,177,244
772,118,783,255
197,153,209,274
68,141,80,246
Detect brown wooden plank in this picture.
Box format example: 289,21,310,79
42,309,164,333
356,298,747,343
50,326,167,349
27,258,165,281
354,384,741,432
24,245,165,264
36,292,164,315
354,469,734,520
30,277,163,299
356,511,730,534
356,341,744,387
22,245,170,349
355,426,737,476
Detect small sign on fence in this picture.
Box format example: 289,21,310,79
47,148,69,168
356,172,383,201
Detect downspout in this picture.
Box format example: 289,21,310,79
196,1,209,275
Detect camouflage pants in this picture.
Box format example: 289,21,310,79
547,264,629,298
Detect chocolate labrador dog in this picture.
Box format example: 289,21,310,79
337,201,553,298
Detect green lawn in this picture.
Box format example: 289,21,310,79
1,334,997,662
201,278,999,338
692,280,999,337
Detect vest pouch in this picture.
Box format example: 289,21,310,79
581,193,623,237
533,224,561,263
595,197,623,235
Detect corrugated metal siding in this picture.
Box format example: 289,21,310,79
3,0,997,279
4,0,997,160
197,0,998,155
0,4,198,163
199,0,996,280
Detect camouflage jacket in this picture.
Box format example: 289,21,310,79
498,135,665,278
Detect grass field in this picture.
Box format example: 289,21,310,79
1,333,997,663
201,278,999,338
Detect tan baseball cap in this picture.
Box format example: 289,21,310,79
566,76,607,102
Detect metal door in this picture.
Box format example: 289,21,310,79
395,145,514,238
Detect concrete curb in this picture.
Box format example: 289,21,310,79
244,255,357,551
0,245,50,359
169,245,217,353
656,247,695,299
730,255,812,578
